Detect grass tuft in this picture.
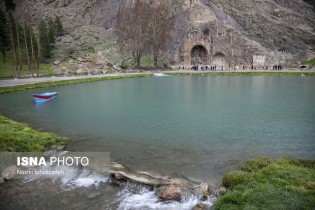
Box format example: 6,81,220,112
222,171,249,188
215,158,315,210
0,115,69,152
0,50,54,78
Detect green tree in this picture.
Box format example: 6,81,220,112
0,10,9,63
15,21,23,72
2,0,17,75
54,16,64,36
39,19,51,61
4,0,16,11
7,12,19,75
48,18,56,44
28,23,38,73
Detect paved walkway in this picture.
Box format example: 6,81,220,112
0,73,147,87
0,69,314,88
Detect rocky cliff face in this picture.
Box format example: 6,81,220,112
204,0,315,64
165,0,315,67
13,0,315,67
14,0,95,30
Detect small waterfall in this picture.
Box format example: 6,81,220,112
115,183,214,210
23,164,109,190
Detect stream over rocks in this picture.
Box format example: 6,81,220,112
0,159,214,210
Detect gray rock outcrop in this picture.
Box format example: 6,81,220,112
11,0,315,67
0,177,5,184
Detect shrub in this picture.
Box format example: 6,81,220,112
65,46,76,56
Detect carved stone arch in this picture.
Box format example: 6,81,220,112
191,45,208,65
212,52,227,66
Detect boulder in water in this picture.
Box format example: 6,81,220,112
1,165,18,181
193,203,207,210
155,184,182,201
193,182,211,198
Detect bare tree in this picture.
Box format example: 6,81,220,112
115,0,179,67
23,21,31,73
147,0,176,66
29,25,36,74
37,29,40,76
115,0,150,67
24,2,35,76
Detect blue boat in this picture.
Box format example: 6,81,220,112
32,92,58,103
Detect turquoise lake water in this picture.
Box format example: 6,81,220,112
0,75,314,185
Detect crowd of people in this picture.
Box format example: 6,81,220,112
176,64,285,71
191,65,218,71
272,65,283,70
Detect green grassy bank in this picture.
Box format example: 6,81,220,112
215,158,315,210
0,115,69,152
0,51,54,78
303,57,315,66
0,74,150,94
168,72,315,77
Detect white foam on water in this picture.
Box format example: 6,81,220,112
23,164,214,209
23,164,108,190
70,177,101,187
116,187,213,210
